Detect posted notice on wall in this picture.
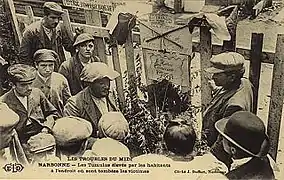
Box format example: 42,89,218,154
143,49,190,88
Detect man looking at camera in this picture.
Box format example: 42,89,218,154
19,2,74,69
59,33,100,95
32,49,71,117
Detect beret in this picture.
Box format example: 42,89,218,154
73,33,95,47
205,52,245,74
43,2,64,14
91,138,130,157
33,49,58,63
27,133,56,153
8,64,36,82
98,112,129,141
52,116,93,146
0,103,19,130
80,62,120,82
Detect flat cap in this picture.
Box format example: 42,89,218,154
205,52,245,74
34,49,58,63
52,116,93,146
73,33,95,47
27,133,56,154
43,2,64,14
80,62,120,82
98,112,129,141
0,103,19,130
8,64,36,82
91,138,130,157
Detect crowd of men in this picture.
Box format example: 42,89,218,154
0,2,278,179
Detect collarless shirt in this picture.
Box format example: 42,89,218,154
91,95,108,115
37,72,50,84
14,89,32,125
42,25,54,41
230,157,252,170
14,89,28,110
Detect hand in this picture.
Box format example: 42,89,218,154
41,127,49,134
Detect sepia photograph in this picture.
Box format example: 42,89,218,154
0,0,283,179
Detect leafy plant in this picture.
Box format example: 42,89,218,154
121,50,209,157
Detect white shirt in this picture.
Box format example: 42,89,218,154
37,72,50,83
14,89,32,125
42,25,54,40
231,157,252,170
91,95,108,115
14,89,28,110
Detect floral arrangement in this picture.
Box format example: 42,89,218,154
121,50,209,157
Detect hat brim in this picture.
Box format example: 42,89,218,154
205,67,226,74
215,118,270,158
31,145,55,154
82,71,120,82
47,8,64,14
73,39,94,47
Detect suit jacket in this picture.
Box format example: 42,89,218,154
63,87,119,137
0,88,58,141
19,20,74,70
32,72,71,117
226,156,275,180
58,54,99,95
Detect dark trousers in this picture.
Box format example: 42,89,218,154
18,121,43,144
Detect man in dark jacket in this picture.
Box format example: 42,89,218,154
19,2,74,70
215,111,275,179
0,64,58,143
63,62,119,137
58,33,100,95
202,52,253,168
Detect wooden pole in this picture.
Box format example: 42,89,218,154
111,42,126,108
222,5,238,51
249,33,263,114
24,5,34,25
4,0,22,45
62,9,74,43
267,34,284,161
125,30,137,95
200,25,213,112
84,10,107,64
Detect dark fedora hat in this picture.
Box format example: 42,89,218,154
215,111,270,157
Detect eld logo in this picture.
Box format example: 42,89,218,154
3,163,24,173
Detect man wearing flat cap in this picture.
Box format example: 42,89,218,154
52,116,93,158
0,64,58,144
64,62,120,138
32,49,71,117
59,33,100,95
215,111,275,179
0,102,29,164
201,52,253,169
19,2,74,69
